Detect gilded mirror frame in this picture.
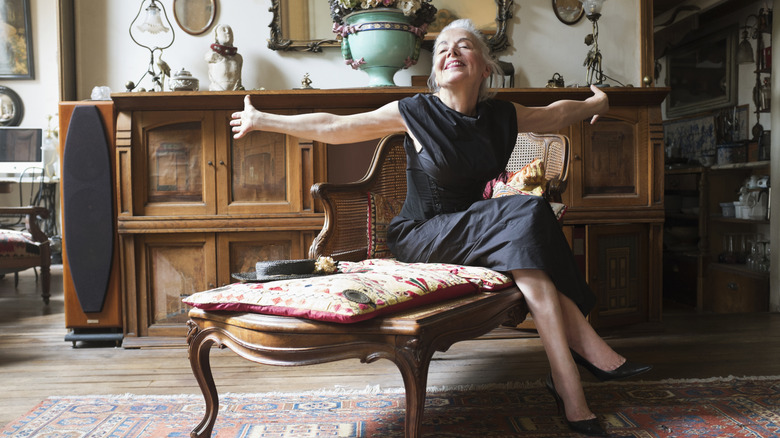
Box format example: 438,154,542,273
267,0,514,53
174,0,217,36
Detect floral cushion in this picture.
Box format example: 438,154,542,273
0,230,40,257
183,259,513,323
486,160,567,221
367,192,403,259
514,158,546,188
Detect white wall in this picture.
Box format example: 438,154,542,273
73,0,642,98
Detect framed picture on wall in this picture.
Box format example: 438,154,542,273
0,0,34,79
666,27,737,119
663,113,716,163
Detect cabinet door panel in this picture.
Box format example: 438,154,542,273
231,131,288,203
136,111,216,216
147,122,204,202
570,110,649,208
216,231,308,286
583,122,637,196
587,224,649,328
140,234,216,337
215,111,302,214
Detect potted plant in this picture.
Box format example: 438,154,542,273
329,0,438,87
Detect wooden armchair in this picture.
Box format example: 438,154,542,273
0,206,51,304
186,132,570,438
309,132,570,261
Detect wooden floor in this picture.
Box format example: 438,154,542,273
1,265,779,427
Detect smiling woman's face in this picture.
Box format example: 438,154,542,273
433,28,489,91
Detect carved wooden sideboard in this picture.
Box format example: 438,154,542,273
111,87,668,346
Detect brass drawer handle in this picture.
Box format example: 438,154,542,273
728,282,739,291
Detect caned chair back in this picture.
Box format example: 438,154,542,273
310,134,407,261
506,132,570,187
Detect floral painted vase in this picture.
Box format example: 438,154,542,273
336,8,424,87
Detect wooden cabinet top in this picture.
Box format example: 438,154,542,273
111,87,670,112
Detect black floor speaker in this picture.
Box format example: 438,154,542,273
62,105,114,314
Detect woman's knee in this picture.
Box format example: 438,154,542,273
512,269,557,300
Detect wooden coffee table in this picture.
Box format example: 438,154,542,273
186,288,526,438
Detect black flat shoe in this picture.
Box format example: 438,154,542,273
571,349,652,381
545,373,608,437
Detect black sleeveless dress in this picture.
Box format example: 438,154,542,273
387,94,596,315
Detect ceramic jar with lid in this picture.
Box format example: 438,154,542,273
171,68,199,91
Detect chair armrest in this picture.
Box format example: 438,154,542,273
0,206,50,243
544,179,567,204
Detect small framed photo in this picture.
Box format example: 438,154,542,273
0,0,35,79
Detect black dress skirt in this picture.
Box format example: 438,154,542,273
387,94,596,315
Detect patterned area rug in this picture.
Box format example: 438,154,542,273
2,376,779,437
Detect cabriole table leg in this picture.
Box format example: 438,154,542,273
187,321,220,438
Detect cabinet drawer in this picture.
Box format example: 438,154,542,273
707,265,768,313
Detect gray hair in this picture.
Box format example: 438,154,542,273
427,19,503,102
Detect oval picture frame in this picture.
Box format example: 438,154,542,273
552,0,584,25
173,0,217,36
0,86,24,126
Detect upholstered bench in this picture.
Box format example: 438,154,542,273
185,132,569,438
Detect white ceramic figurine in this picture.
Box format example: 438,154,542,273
206,24,243,91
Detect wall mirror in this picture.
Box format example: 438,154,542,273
174,0,217,36
666,27,737,118
552,0,583,25
268,0,514,53
0,86,23,126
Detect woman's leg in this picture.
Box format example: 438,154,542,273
511,268,595,422
557,293,626,371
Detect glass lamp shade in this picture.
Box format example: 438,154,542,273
737,32,755,64
136,2,170,34
580,0,606,17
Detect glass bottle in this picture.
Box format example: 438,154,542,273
719,234,736,264
760,78,771,111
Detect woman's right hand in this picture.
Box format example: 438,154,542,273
230,95,260,139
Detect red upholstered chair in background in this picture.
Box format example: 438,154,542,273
0,206,51,304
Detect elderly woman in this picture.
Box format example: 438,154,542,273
231,19,649,436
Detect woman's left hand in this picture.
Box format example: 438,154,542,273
587,85,609,124
230,95,261,139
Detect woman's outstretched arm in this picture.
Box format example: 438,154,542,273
230,95,407,144
512,84,609,134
